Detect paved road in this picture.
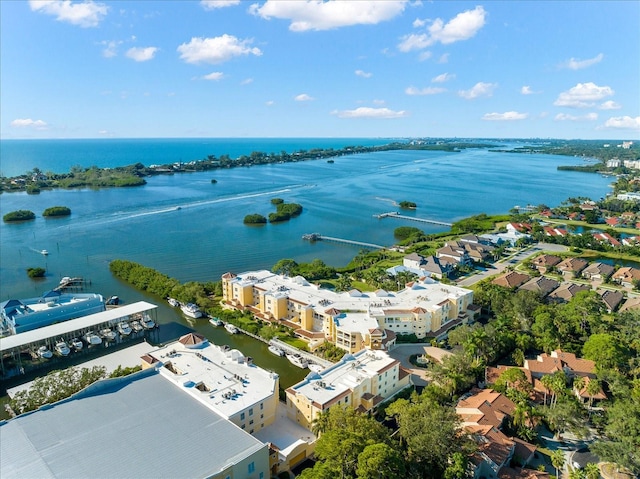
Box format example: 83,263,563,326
457,242,569,287
387,344,453,387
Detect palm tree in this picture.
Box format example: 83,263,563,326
585,378,601,415
584,462,600,479
573,376,586,400
541,374,553,406
551,449,565,478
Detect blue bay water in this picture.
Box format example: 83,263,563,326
0,140,612,305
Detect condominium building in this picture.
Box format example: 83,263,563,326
221,270,476,352
285,349,411,430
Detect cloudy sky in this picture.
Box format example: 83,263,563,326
1,0,638,139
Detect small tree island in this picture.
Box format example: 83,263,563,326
398,201,417,209
27,267,46,278
243,214,267,225
3,210,36,222
43,206,71,217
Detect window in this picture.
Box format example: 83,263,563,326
240,412,245,420
249,408,254,416
260,402,264,410
248,462,255,474
260,473,264,479
250,419,254,425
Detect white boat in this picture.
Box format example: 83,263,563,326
268,345,285,357
131,320,144,332
84,331,102,345
105,295,119,306
140,316,156,330
100,328,117,341
41,250,49,256
286,353,308,369
55,341,71,356
37,345,53,359
167,297,179,307
181,303,203,319
117,321,132,336
308,363,324,373
209,317,223,327
70,338,84,351
224,323,239,334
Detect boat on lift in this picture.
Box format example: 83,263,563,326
224,323,239,334
37,345,53,359
54,341,71,356
268,345,285,357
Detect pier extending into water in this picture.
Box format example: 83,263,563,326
374,211,453,227
302,233,385,250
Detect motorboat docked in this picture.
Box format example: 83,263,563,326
268,345,285,357
140,316,156,330
117,321,132,336
70,338,84,351
209,317,223,327
37,345,53,359
167,297,179,307
41,250,49,256
308,363,324,373
55,341,71,356
181,302,203,319
83,331,102,345
131,320,144,332
105,295,119,306
286,353,308,369
224,323,239,334
100,328,117,341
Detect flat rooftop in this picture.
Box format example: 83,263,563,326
289,349,397,408
0,370,266,479
150,339,279,419
231,270,471,318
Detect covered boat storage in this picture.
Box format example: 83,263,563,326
0,302,157,379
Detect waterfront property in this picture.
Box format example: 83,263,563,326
1,291,105,336
285,348,411,431
0,367,269,479
0,301,157,378
221,270,477,353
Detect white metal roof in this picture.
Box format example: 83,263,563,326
0,369,267,479
0,301,157,352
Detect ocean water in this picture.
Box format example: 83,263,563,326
0,140,612,304
0,138,393,177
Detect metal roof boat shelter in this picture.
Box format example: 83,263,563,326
0,301,157,378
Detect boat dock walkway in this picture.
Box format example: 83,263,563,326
302,233,385,250
374,211,453,227
54,277,89,292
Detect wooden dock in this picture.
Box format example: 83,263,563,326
54,277,89,292
302,233,385,250
374,211,453,227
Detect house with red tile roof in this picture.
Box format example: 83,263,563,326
524,350,596,379
543,226,568,237
507,222,532,234
499,467,550,479
592,232,621,247
605,217,619,227
573,375,607,404
612,266,640,288
492,271,531,289
456,388,516,429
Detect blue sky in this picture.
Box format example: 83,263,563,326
1,0,638,140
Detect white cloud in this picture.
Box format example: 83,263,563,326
412,17,425,28
29,0,108,27
560,53,604,70
599,100,621,110
554,112,598,121
355,69,373,78
482,111,529,121
250,0,407,31
202,72,224,81
11,118,48,129
241,78,254,85
126,46,158,62
399,5,486,51
418,51,432,62
520,85,539,95
372,99,385,105
266,100,275,106
554,82,614,108
177,35,262,64
432,72,455,83
458,82,497,99
405,86,446,96
332,107,408,119
438,53,449,63
602,116,640,130
295,93,314,102
100,40,121,58
201,0,240,9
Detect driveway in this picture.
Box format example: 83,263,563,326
387,344,453,387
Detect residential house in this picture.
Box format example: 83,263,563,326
598,289,625,313
547,282,591,303
518,276,560,298
592,232,621,247
456,388,516,429
612,267,640,288
605,217,620,227
402,252,425,270
524,350,596,379
401,253,452,279
619,296,640,312
555,257,588,278
581,262,615,281
499,467,550,479
531,254,561,274
507,223,532,234
436,242,472,266
573,375,607,405
543,226,568,238
492,271,531,289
